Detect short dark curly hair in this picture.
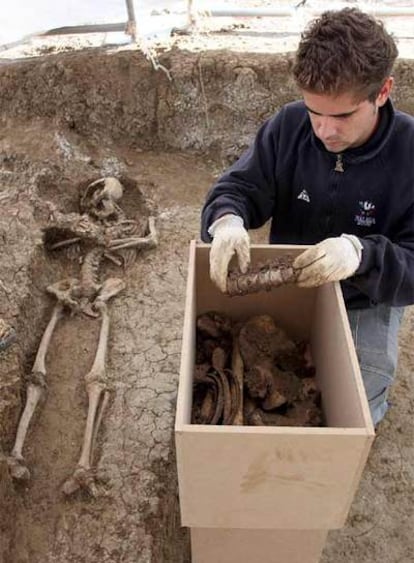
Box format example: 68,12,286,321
293,8,398,101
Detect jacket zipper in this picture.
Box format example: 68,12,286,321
334,154,344,172
325,153,344,234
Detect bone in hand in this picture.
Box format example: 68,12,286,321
226,256,299,296
8,303,63,480
62,301,110,496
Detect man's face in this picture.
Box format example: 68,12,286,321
302,81,391,153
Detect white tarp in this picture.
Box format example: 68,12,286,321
1,1,413,57
0,1,187,46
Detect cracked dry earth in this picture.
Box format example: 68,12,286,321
0,67,413,563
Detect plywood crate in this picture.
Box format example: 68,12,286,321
175,242,375,530
191,528,328,563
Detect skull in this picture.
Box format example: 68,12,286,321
80,177,124,221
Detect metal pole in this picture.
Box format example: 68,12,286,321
125,0,137,42
41,23,126,36
200,6,414,18
204,8,293,18
187,0,194,26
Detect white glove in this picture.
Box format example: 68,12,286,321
208,214,250,292
293,234,363,287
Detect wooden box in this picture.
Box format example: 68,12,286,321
175,242,374,530
191,528,328,563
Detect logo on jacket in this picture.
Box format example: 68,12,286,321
297,189,310,203
354,200,376,227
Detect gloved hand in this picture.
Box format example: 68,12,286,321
208,214,250,292
293,234,363,287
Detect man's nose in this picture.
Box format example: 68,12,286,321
316,116,337,139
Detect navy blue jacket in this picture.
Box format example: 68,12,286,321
201,99,414,308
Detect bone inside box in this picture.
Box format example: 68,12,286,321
175,242,375,530
194,310,323,427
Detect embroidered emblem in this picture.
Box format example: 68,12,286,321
297,189,310,203
354,200,376,227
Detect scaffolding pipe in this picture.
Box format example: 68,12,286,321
41,23,126,36
194,8,293,18
125,0,136,24
125,0,137,41
187,0,195,26
42,0,136,38
193,6,414,18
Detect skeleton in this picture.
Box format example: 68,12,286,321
7,177,157,496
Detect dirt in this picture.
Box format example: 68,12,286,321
0,47,413,563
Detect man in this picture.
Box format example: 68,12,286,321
200,8,414,426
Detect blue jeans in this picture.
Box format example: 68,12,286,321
347,304,405,426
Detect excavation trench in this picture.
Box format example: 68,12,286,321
0,48,413,563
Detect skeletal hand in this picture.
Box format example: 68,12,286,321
293,234,363,287
208,214,250,293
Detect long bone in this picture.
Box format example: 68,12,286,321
7,303,63,480
109,216,158,251
62,279,125,496
62,301,110,496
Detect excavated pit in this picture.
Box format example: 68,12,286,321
0,47,413,563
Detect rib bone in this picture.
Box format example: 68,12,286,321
7,303,63,480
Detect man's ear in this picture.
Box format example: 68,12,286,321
376,77,394,107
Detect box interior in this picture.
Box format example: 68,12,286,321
177,242,373,430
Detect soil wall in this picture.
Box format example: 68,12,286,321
1,49,414,160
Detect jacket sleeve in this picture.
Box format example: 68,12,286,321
350,203,414,306
200,112,281,242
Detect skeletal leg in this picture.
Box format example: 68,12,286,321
7,303,63,480
62,302,111,496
